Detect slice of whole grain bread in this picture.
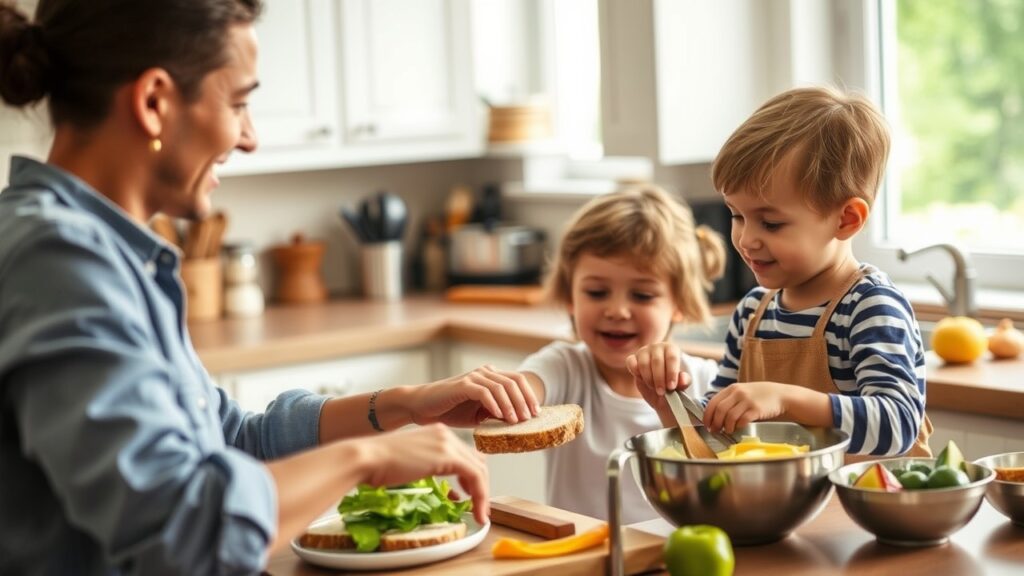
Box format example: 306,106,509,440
298,516,467,551
473,404,584,454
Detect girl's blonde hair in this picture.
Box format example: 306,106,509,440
546,185,726,324
712,85,891,213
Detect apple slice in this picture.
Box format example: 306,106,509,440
853,463,903,492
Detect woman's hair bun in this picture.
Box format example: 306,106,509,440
0,4,52,106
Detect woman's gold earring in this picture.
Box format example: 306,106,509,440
150,138,162,153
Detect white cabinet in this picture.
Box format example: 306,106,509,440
929,409,1024,461
222,0,482,176
339,0,479,153
600,0,833,165
246,0,339,152
447,342,531,375
449,342,547,504
221,348,431,413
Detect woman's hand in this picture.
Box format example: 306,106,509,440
405,366,539,428
358,424,490,524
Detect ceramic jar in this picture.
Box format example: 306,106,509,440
270,234,328,304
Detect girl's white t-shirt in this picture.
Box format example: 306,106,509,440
518,340,718,525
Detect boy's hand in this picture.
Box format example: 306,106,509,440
627,343,692,425
702,382,787,433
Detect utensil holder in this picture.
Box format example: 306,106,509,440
361,241,403,300
180,257,223,321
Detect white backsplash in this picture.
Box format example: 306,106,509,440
213,157,719,299
214,159,485,297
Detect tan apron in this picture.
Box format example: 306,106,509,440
737,270,932,462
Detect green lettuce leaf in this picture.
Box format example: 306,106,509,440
337,477,472,552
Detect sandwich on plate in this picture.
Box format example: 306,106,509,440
299,476,471,552
473,403,584,454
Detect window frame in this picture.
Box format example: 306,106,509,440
844,0,1024,292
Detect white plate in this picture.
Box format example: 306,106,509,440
291,515,489,571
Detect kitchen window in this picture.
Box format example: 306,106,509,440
852,0,1024,296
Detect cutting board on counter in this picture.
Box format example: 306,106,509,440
268,496,665,576
445,285,546,305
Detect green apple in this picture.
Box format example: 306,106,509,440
663,524,735,576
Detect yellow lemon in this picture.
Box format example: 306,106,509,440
931,316,987,363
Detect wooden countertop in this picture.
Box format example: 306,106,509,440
266,496,1024,575
188,295,1024,421
267,496,664,576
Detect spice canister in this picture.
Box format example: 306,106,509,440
223,242,264,317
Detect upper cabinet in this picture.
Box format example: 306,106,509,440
223,0,482,176
600,0,835,166
243,0,339,153
340,0,477,148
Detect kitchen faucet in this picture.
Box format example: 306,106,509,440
896,243,977,318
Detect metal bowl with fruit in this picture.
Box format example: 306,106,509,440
973,451,1024,526
610,423,849,546
829,442,995,546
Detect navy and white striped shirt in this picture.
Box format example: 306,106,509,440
711,264,926,456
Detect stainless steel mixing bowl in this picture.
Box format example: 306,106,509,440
612,423,850,546
973,451,1024,526
830,457,995,546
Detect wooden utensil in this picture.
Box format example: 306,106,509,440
677,389,741,447
150,213,180,248
206,211,228,258
444,285,546,305
489,500,575,539
665,390,718,459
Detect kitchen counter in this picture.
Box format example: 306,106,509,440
189,295,1024,421
265,496,1024,575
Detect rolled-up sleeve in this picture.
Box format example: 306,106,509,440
2,224,277,574
218,387,326,459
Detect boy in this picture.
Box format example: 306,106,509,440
627,86,932,458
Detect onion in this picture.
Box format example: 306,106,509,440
988,318,1024,359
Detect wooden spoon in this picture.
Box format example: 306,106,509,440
206,211,228,258
150,214,180,248
666,391,718,459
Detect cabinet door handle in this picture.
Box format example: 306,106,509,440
311,125,333,138
350,123,377,138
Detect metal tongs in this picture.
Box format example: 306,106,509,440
665,390,741,451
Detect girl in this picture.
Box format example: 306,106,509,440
513,185,726,523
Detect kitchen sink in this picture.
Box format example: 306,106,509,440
917,321,937,351
916,319,998,352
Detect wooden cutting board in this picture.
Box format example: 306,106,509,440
267,496,665,575
445,285,547,306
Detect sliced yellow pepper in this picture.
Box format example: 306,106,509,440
491,524,610,559
716,437,809,460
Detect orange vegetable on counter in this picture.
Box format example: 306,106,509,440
492,524,609,559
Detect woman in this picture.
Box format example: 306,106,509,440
0,1,536,574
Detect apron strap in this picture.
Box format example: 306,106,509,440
744,289,778,343
811,267,866,338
